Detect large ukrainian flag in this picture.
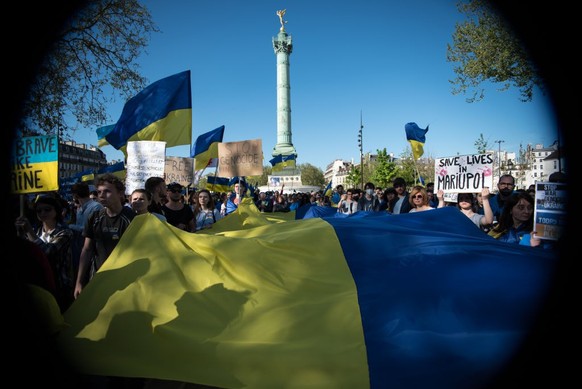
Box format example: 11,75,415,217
105,70,192,152
56,203,556,388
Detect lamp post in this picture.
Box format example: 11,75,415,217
494,139,505,179
357,111,364,191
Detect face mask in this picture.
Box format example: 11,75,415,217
366,189,374,196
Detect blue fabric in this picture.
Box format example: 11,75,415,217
326,207,555,388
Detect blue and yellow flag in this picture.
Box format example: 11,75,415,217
56,205,555,388
405,122,429,160
269,154,296,172
323,180,333,197
96,124,116,148
97,161,126,181
105,70,192,152
192,125,225,171
206,175,230,193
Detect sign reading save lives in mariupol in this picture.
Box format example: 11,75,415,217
534,181,566,240
434,153,494,194
11,135,59,194
218,139,263,177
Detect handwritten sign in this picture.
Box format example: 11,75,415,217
125,141,166,195
218,139,263,177
434,153,493,193
534,181,567,240
165,156,194,186
11,135,59,194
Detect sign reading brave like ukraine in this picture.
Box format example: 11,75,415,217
434,153,494,193
11,135,59,194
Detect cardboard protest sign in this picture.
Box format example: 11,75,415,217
434,153,494,193
11,135,59,194
165,156,194,186
218,139,263,177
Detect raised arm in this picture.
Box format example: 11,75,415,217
479,187,494,226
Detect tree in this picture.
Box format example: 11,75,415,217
474,133,490,153
18,0,159,139
345,166,361,189
298,163,325,187
447,0,542,103
370,148,398,189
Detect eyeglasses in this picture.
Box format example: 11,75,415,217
498,182,514,187
36,207,54,214
412,194,424,199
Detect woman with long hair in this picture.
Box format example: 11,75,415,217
195,189,223,231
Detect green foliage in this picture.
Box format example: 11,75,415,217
370,148,398,188
18,0,159,138
346,166,361,189
447,0,543,102
298,163,325,186
474,133,489,153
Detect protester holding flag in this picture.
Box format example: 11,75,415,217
162,182,195,232
223,179,248,216
74,174,135,299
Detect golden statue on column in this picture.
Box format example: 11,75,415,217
276,9,287,31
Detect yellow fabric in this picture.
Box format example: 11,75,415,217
194,142,219,171
408,139,424,160
58,201,369,388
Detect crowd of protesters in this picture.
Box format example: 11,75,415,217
13,171,565,316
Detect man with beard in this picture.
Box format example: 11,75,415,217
489,174,516,222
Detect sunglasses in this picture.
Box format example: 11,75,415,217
412,194,424,199
36,207,54,213
168,188,181,193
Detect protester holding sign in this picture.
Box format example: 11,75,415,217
456,188,493,230
488,192,537,246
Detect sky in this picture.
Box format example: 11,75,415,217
73,0,558,171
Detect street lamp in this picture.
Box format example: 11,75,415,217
494,139,505,179
358,111,364,190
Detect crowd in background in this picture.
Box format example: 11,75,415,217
13,171,565,315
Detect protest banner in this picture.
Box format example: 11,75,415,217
533,181,567,240
434,153,494,193
218,139,263,177
125,141,166,195
165,156,194,186
11,135,59,194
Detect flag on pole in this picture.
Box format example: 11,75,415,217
96,124,116,147
206,176,230,193
270,154,296,172
192,125,225,171
104,70,192,152
324,180,333,197
405,122,429,160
